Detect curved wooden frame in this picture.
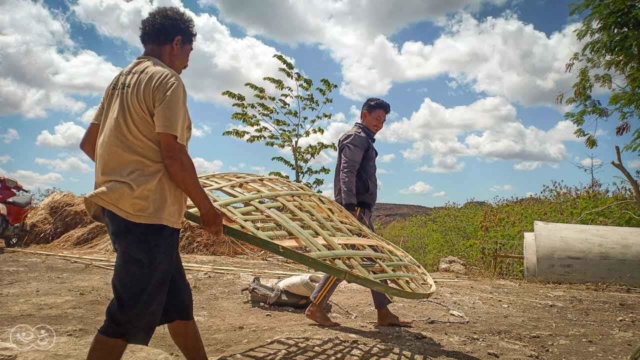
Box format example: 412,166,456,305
185,173,436,299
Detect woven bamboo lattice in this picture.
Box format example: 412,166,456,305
184,173,436,299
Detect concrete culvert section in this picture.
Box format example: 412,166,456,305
524,221,640,287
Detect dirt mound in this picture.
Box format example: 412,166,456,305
22,192,256,256
373,203,433,227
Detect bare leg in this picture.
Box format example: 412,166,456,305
167,320,208,360
86,333,127,360
376,306,412,327
306,274,342,327
305,302,340,327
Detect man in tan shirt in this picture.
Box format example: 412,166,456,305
80,7,222,360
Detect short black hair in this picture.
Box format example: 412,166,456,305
361,98,391,115
140,7,197,47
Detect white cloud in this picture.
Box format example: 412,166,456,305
378,169,390,174
192,124,212,138
318,181,334,199
35,157,92,173
36,122,86,149
400,181,433,195
207,3,578,107
0,168,63,190
433,191,446,197
465,120,579,163
299,121,352,148
628,160,640,169
80,105,99,124
381,97,517,145
379,154,396,163
193,158,223,174
0,155,12,164
309,151,333,166
207,0,507,44
579,157,602,167
526,192,535,197
1,129,20,144
490,184,513,192
379,96,578,170
417,155,465,173
514,161,544,171
0,0,119,118
73,0,289,106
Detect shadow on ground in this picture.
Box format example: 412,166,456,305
218,334,479,360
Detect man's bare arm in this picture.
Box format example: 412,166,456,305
80,123,101,162
157,132,223,236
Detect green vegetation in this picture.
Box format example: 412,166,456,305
379,181,640,278
222,54,338,191
557,0,640,209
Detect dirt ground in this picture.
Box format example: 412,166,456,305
1,250,639,360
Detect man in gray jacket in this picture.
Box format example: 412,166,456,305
305,98,411,327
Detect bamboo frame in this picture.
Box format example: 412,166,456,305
184,173,436,299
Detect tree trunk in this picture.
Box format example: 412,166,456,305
611,145,640,210
292,141,300,183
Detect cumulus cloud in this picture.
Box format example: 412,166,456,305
1,129,20,144
514,161,544,171
433,191,446,197
579,157,603,167
400,181,433,195
0,0,119,118
0,155,12,164
36,122,86,149
628,160,640,169
72,0,289,106
379,154,396,163
206,2,579,106
80,105,99,124
0,167,63,190
193,158,223,174
35,157,92,173
192,124,212,138
379,96,579,171
417,155,465,173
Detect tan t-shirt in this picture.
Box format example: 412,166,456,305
84,56,192,229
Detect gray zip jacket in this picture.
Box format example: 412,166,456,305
334,123,378,211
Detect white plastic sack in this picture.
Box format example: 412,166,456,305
274,274,322,297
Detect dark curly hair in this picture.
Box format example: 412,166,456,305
361,97,391,115
139,7,197,47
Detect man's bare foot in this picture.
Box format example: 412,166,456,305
376,307,413,327
305,303,340,327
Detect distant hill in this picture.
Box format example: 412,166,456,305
372,203,433,227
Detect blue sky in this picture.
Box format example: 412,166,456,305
1,0,638,207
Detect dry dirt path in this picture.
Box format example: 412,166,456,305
1,251,639,359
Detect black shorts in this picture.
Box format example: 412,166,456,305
97,209,193,346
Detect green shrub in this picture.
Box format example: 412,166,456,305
379,181,640,278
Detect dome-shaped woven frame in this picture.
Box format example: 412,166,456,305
184,173,436,299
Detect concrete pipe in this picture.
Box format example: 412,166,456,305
524,221,640,287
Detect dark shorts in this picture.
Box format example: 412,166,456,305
98,209,193,346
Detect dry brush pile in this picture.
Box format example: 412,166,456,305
21,192,258,256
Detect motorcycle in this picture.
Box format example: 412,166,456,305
0,176,32,248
